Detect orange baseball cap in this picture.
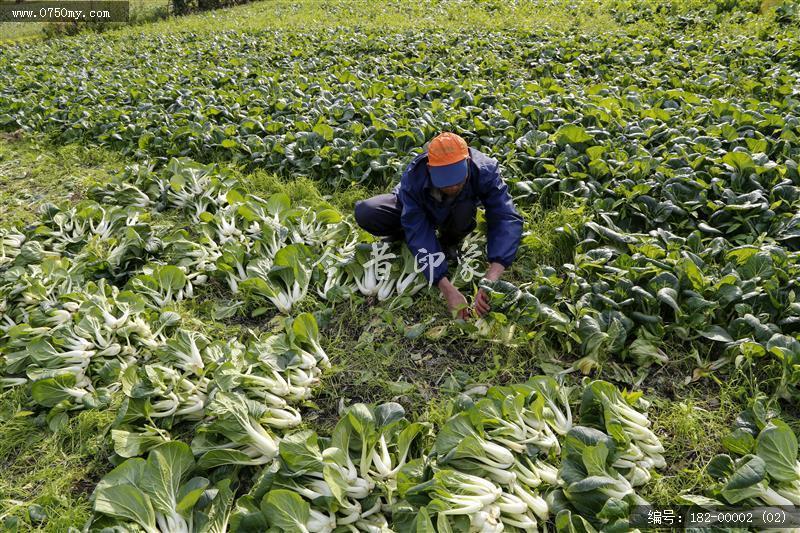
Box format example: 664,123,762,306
427,132,469,188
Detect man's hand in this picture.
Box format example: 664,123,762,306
474,289,490,317
473,262,506,318
438,277,469,319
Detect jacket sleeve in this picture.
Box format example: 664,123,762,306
478,159,524,268
398,185,449,285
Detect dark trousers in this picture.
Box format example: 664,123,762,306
354,193,476,247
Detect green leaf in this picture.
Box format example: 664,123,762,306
698,326,733,343
27,504,46,523
755,420,799,482
555,509,598,533
385,380,415,394
141,441,195,516
198,478,235,533
94,484,156,531
315,208,341,224
227,188,245,205
627,337,668,365
96,457,147,491
568,475,619,493
312,123,334,141
411,507,436,533
435,509,454,533
322,464,349,505
717,284,743,306
156,265,187,291
177,476,210,515
723,151,755,172
739,253,774,280
554,124,593,146
706,454,735,480
291,313,320,349
112,428,169,458
582,441,611,477
31,374,82,407
679,257,706,290
278,430,323,473
169,173,185,192
265,193,291,217
346,403,377,440
722,429,755,456
564,426,616,459
597,497,628,521
375,402,405,429
396,422,425,465
433,413,475,456
585,221,636,245
656,287,681,314
722,455,766,501
230,494,268,532
260,489,310,531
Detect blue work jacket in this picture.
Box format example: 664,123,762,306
392,147,524,285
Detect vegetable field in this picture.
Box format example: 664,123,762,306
2,0,800,530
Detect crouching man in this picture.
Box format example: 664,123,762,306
354,132,523,318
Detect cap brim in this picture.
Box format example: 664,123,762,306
429,159,468,188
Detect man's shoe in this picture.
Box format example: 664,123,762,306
443,243,460,264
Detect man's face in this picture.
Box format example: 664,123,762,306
438,165,468,197
439,180,466,197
